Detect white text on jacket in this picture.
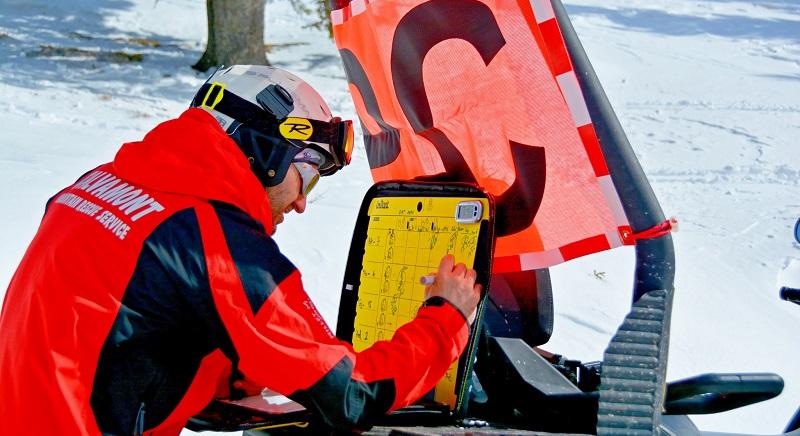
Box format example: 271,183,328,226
73,170,165,222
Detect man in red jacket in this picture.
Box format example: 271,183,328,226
0,65,481,435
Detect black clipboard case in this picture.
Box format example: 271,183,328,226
336,181,495,417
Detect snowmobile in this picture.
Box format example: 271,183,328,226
188,1,797,434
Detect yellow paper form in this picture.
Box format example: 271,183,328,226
351,196,489,408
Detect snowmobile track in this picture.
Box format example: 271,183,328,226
597,289,672,435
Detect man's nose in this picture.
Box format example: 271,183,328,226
292,194,307,214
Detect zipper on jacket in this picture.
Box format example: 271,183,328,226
133,402,145,436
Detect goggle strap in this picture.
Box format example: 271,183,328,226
194,83,352,171
304,119,346,163
196,83,347,147
196,82,281,129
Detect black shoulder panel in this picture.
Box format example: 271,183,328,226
92,202,298,433
211,201,296,315
91,207,232,433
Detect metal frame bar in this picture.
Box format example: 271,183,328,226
550,0,675,303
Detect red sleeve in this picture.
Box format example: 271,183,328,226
195,203,469,428
250,272,468,408
349,300,469,410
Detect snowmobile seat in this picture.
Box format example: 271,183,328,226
482,269,554,347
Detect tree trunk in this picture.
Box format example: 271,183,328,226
193,0,268,72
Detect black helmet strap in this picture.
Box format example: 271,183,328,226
193,82,302,187
229,123,299,188
193,82,290,131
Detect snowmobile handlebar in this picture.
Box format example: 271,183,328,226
780,287,800,306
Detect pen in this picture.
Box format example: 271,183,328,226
419,274,436,286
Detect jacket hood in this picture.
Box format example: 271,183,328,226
114,108,274,234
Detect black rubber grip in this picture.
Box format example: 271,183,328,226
780,287,800,305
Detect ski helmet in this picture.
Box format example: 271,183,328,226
190,65,353,187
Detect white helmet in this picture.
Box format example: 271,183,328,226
191,65,353,187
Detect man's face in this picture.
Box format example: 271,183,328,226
266,165,307,233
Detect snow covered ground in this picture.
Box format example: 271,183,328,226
0,0,797,434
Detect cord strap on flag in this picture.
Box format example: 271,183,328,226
631,217,678,241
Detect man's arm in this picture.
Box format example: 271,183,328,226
198,203,480,429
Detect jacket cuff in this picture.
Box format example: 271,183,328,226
416,302,470,354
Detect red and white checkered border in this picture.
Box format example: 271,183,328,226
332,0,634,271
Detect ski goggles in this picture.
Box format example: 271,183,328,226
292,149,323,196
280,116,354,176
195,82,354,176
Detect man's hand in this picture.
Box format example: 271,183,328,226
422,254,482,325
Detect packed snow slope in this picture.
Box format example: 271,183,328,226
0,0,797,433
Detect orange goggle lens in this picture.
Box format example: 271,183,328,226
342,119,354,165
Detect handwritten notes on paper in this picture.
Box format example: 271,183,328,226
352,196,488,408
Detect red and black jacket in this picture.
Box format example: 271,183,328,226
0,108,469,435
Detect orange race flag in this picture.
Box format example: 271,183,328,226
331,0,633,272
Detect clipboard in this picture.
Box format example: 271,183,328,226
336,181,495,417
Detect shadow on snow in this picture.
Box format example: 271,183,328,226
565,2,800,42
0,0,205,104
